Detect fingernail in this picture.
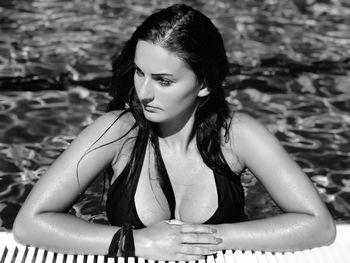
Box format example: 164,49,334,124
216,237,223,243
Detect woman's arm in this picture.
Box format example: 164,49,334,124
13,111,221,260
216,112,336,252
13,111,133,255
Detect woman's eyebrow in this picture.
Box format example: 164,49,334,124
133,62,174,77
133,62,142,72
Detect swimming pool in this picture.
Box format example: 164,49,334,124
1,0,349,230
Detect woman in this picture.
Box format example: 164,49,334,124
13,4,335,261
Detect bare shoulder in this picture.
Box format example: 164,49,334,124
229,111,272,141
227,112,279,167
94,110,135,131
230,111,263,130
221,112,262,173
66,110,137,165
82,110,136,140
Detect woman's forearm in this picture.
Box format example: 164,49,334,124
214,213,336,252
13,212,119,255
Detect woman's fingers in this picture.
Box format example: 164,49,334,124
180,233,222,244
177,244,216,256
180,223,217,234
135,221,220,261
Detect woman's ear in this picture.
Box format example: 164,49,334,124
198,82,210,97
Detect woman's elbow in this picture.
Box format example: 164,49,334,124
13,211,35,246
312,212,337,247
321,216,336,246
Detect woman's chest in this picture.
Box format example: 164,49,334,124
135,152,219,224
134,145,243,225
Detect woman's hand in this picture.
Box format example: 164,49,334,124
133,220,222,261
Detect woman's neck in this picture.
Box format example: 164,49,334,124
156,109,197,154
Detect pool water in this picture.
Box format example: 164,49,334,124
1,0,350,230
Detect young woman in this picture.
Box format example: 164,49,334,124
13,4,335,261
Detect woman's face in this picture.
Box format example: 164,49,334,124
133,40,207,125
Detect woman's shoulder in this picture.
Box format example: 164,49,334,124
227,111,267,137
96,109,135,127
227,111,277,148
227,111,284,166
79,110,137,143
229,111,257,125
224,111,271,164
220,112,256,173
105,110,136,129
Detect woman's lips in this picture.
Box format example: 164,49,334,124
143,104,160,112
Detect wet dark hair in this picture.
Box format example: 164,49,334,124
106,4,238,191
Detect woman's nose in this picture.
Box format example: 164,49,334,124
137,78,154,103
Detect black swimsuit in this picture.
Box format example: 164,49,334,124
106,138,248,229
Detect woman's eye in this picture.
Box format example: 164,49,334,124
135,68,144,77
157,78,173,87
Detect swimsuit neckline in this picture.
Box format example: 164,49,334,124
131,139,221,227
106,136,247,228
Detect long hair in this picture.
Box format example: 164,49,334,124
107,4,238,188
